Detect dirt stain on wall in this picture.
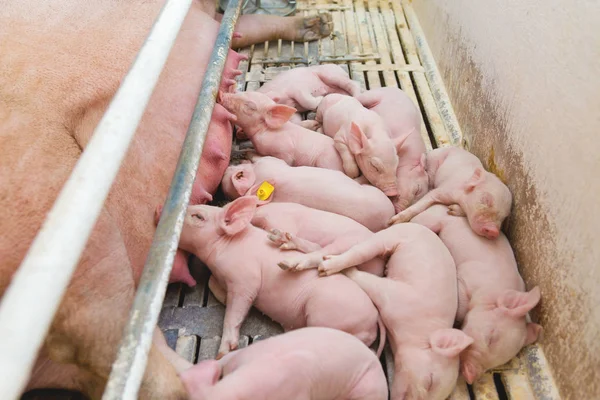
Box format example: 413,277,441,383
415,11,598,399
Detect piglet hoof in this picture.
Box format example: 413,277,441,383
388,212,409,226
294,13,333,42
317,265,335,277
278,261,292,271
268,229,295,250
216,338,238,360
447,204,466,217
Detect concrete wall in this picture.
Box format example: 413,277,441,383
409,0,600,398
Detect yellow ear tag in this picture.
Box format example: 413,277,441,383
256,181,274,201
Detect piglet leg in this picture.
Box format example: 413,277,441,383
217,287,258,359
334,138,360,178
282,236,376,275
316,70,362,96
409,208,444,234
297,119,322,131
388,188,454,226
343,268,411,312
447,204,466,217
291,88,323,111
208,276,227,305
268,229,322,252
318,237,386,276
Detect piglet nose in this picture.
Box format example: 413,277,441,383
383,185,399,197
482,225,499,239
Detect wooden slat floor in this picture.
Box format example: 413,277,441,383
23,0,558,399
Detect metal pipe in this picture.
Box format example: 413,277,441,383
402,1,464,147
0,2,192,399
102,0,243,398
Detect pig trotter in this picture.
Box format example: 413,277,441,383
268,229,296,250
388,211,411,226
217,334,239,360
295,13,333,41
296,119,322,131
278,255,322,272
278,260,292,271
447,204,466,217
318,254,346,277
334,140,360,178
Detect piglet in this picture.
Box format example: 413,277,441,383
316,93,406,196
221,155,395,232
411,205,542,383
175,195,381,358
389,146,513,240
318,223,473,400
356,87,428,212
249,202,385,275
218,91,344,171
258,64,362,112
181,327,388,400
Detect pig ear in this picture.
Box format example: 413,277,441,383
265,104,297,129
393,131,411,154
231,168,257,197
180,360,222,394
419,153,427,171
430,328,474,358
464,168,485,193
263,91,281,103
497,286,541,318
524,323,543,346
219,196,258,236
347,121,368,155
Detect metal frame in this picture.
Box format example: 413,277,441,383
102,0,243,398
0,0,242,398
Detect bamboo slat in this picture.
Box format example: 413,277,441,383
392,1,451,147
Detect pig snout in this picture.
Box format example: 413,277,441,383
480,224,500,240
382,184,399,197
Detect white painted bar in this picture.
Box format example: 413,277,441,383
0,1,192,398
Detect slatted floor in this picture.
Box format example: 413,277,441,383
24,0,559,399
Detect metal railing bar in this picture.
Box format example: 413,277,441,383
101,0,243,398
0,2,193,399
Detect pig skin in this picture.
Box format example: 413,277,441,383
257,64,362,112
319,223,473,400
169,103,237,289
389,146,513,240
181,327,388,400
411,205,542,383
177,196,381,359
356,87,429,212
221,156,395,232
0,0,331,397
219,91,345,172
316,93,404,196
251,202,385,276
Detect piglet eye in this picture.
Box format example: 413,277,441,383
192,213,205,221
369,160,381,172
487,330,496,346
242,102,257,114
